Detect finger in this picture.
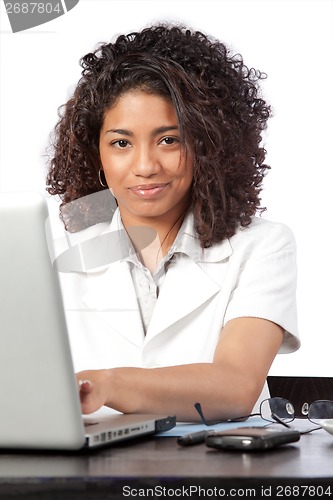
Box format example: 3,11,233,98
78,379,93,394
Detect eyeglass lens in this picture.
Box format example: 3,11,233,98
260,397,333,424
260,397,295,423
308,400,333,424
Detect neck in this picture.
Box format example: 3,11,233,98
120,210,188,273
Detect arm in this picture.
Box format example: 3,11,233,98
77,317,283,421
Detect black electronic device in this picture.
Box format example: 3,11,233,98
205,426,300,451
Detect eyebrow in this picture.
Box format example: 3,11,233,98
104,125,179,137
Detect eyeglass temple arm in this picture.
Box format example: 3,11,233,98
194,402,260,426
194,402,211,426
194,403,228,426
271,412,323,434
271,412,292,428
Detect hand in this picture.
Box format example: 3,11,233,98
76,370,109,414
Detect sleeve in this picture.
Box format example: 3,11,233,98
224,220,300,354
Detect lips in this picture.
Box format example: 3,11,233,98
129,183,169,199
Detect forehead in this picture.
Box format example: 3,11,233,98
104,90,178,123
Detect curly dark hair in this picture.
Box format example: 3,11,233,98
46,23,271,247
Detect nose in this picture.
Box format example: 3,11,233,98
132,145,161,177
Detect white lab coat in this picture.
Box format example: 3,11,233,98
56,210,300,412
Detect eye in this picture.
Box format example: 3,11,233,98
111,139,130,149
160,136,179,146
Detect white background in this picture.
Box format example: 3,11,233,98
1,0,332,376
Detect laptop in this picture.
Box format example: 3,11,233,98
0,191,176,450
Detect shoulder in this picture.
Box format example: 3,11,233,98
229,217,296,254
189,215,296,264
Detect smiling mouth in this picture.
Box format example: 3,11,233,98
129,183,169,198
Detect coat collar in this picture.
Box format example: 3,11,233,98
110,208,233,266
80,253,226,346
171,210,233,264
55,209,233,272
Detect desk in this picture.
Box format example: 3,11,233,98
0,420,332,499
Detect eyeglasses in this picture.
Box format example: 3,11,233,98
195,398,333,432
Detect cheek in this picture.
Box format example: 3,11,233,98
99,144,112,168
171,154,193,178
102,162,128,199
181,160,194,186
100,149,118,180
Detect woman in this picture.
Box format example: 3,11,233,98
46,24,300,422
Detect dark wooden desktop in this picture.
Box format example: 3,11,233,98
0,419,332,499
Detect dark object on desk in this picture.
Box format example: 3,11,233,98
177,430,209,446
205,426,300,451
267,376,333,418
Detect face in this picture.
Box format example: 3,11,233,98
99,91,193,227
